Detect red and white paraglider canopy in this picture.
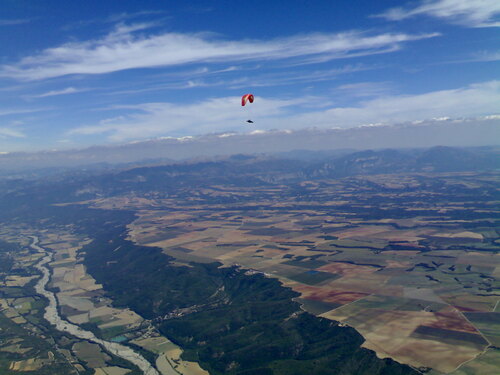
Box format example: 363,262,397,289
241,94,254,106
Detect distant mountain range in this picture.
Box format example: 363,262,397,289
0,146,498,218
101,145,499,188
307,146,499,178
1,117,499,174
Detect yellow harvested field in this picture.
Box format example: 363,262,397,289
325,305,486,373
9,358,43,371
0,299,10,310
433,231,483,239
0,344,31,354
334,226,394,239
94,367,131,375
68,312,90,324
162,347,209,375
364,337,482,373
58,294,95,312
98,309,142,329
89,306,117,319
131,336,209,375
4,276,37,287
11,316,27,324
3,308,19,319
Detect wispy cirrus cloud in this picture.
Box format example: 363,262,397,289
112,64,374,94
375,0,500,27
0,23,439,81
30,87,87,98
439,50,500,65
0,127,25,138
62,10,167,30
0,18,31,26
336,81,394,97
468,50,500,62
106,10,167,23
68,80,500,142
0,108,46,116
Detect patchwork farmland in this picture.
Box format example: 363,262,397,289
1,150,498,374
101,171,500,374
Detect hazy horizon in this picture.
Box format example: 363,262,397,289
0,117,498,172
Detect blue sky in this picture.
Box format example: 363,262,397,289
0,0,499,152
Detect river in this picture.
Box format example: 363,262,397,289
30,236,160,375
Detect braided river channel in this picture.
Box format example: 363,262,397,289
30,236,160,375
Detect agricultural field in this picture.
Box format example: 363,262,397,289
0,226,207,375
0,234,84,374
113,172,500,374
0,153,498,374
39,229,208,375
41,231,144,336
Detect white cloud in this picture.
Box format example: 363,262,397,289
228,64,374,88
0,108,45,116
106,64,373,96
68,81,500,142
375,0,500,27
0,19,30,26
30,87,85,98
336,81,394,97
69,96,308,141
0,23,439,80
0,127,25,138
289,80,500,128
470,50,500,62
106,11,167,23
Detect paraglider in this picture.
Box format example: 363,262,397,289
241,94,254,124
241,94,254,106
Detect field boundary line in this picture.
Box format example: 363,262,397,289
492,298,499,312
327,293,374,314
448,346,491,374
455,307,492,346
447,306,493,373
